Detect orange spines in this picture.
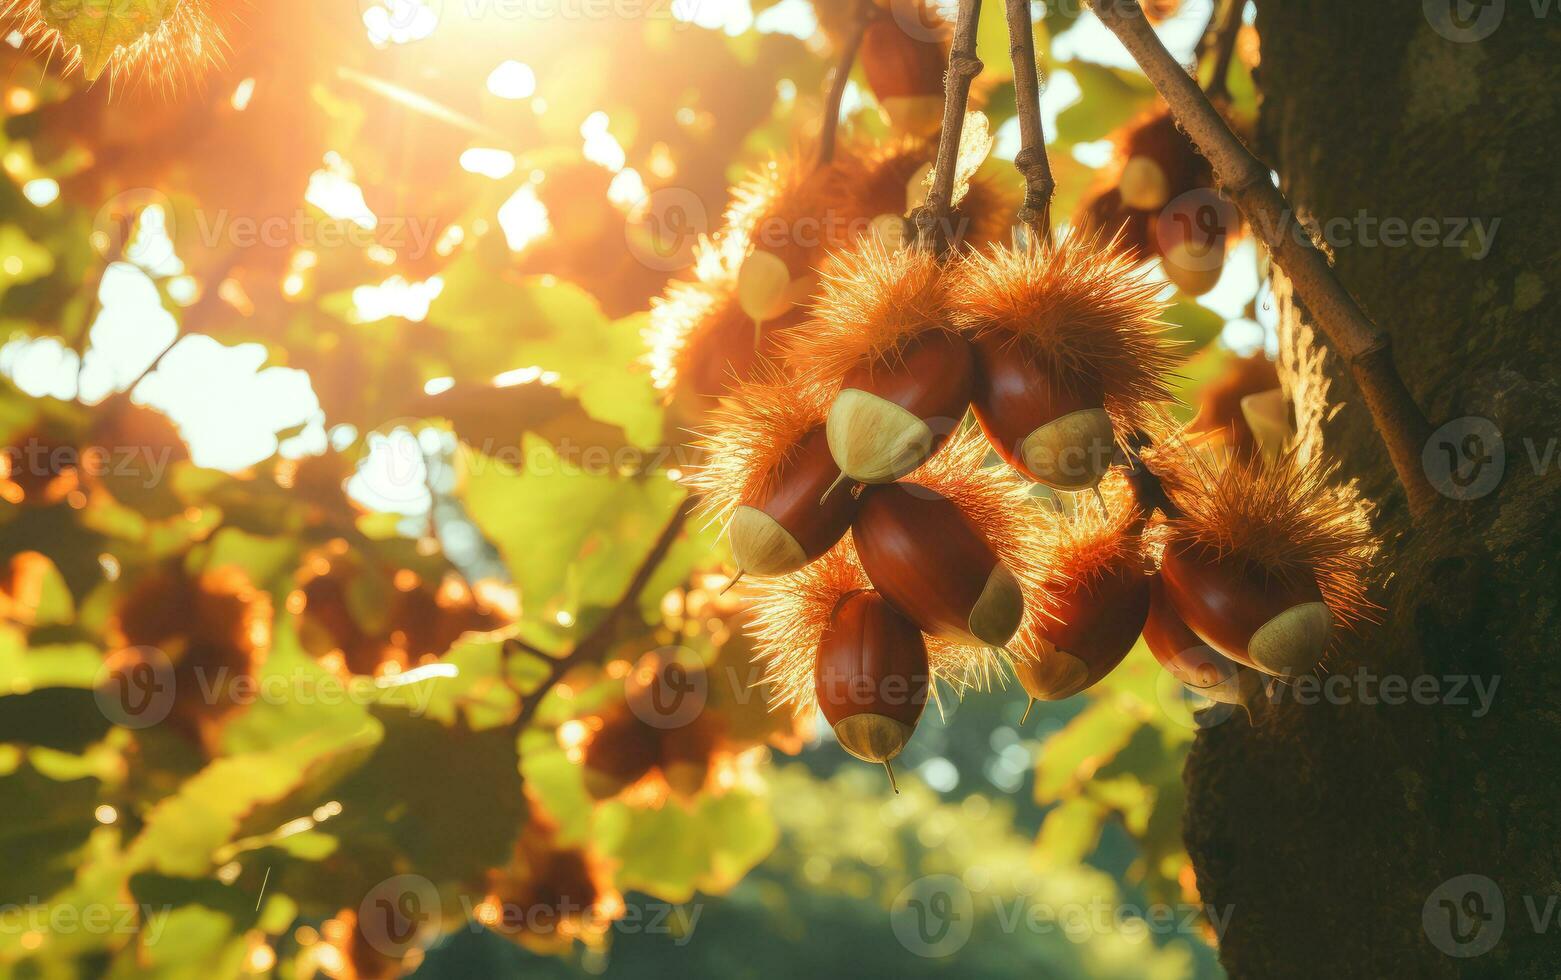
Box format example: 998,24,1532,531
853,137,1020,251
646,152,870,421
109,563,273,750
949,233,1179,487
788,242,974,484
3,0,229,86
689,370,856,576
1146,447,1379,677
746,535,1007,716
1012,472,1150,700
724,150,871,286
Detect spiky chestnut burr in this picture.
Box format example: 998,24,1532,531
786,242,973,486
689,371,856,577
950,234,1179,489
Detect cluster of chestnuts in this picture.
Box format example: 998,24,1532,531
683,201,1376,785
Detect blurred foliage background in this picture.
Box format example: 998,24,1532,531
0,0,1270,976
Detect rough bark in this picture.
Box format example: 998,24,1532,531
1182,3,1561,977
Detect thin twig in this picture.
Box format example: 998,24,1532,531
913,0,984,253
512,494,697,731
1203,0,1244,101
1005,0,1054,246
1089,0,1439,519
818,3,870,167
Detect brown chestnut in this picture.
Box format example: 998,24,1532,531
971,333,1117,490
827,330,974,484
851,482,1023,648
1143,573,1256,705
815,590,930,773
1158,543,1332,677
729,425,858,576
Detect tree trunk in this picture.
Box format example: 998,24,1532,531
1183,2,1561,976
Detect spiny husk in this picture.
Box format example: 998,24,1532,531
722,149,871,271
4,0,227,89
949,232,1181,435
852,136,1019,250
1043,469,1146,587
685,366,834,530
1006,470,1147,663
1145,441,1380,633
644,244,740,394
644,241,797,411
784,239,955,384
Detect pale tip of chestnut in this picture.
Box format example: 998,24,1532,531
736,250,795,322
729,505,807,576
1161,242,1225,296
1247,601,1332,677
1240,388,1292,461
827,388,935,483
1014,645,1090,701
833,713,914,764
1119,155,1170,211
1021,407,1116,491
969,562,1024,648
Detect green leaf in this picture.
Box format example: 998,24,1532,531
1034,796,1106,869
1033,700,1143,804
42,0,178,80
0,224,55,300
460,439,685,633
429,261,664,448
0,763,100,904
126,723,381,877
329,709,526,881
1054,60,1156,146
1162,299,1226,352
595,790,778,904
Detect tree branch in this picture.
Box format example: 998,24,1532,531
817,3,870,167
1005,0,1054,246
1089,0,1439,519
1203,0,1245,101
913,0,984,253
512,494,697,731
